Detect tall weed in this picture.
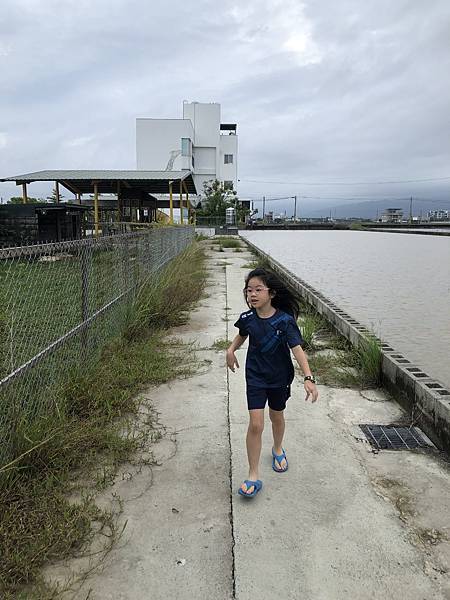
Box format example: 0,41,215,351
0,241,206,598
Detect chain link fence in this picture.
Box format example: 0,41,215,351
0,226,194,470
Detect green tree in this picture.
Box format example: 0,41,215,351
47,187,65,203
7,196,45,204
228,195,250,224
197,179,249,224
198,179,236,218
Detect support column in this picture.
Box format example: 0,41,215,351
169,182,174,224
93,182,99,237
55,181,60,204
22,183,28,204
183,181,190,223
117,181,122,221
179,180,183,224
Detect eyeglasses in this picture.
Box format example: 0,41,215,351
243,286,269,295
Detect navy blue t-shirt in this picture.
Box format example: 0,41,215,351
234,308,304,388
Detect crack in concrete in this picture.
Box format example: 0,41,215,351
224,262,237,600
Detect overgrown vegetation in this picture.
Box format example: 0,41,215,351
305,331,383,388
211,237,242,248
212,338,230,351
195,232,210,241
0,243,206,599
241,259,260,269
307,351,360,387
298,310,328,350
126,243,207,337
349,222,365,230
240,256,270,270
295,296,382,388
354,335,383,385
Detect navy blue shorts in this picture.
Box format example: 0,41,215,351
246,385,291,411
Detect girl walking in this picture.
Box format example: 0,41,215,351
226,268,318,498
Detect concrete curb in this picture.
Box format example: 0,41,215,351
242,237,450,453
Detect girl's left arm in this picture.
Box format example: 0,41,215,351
291,345,319,403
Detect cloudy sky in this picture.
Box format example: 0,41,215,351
1,0,449,212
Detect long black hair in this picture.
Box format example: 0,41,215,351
244,268,300,319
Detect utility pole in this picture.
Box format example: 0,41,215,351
409,196,413,224
262,196,265,221
294,195,297,222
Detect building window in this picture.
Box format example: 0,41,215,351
224,181,233,190
224,154,233,164
181,138,191,156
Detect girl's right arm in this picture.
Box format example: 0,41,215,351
226,334,247,372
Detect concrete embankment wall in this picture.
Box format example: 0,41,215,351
369,229,450,237
243,238,450,453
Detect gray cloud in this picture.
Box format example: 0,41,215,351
1,0,449,208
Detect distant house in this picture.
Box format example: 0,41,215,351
381,208,403,223
427,209,449,221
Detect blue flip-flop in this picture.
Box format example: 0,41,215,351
238,479,263,498
272,448,288,472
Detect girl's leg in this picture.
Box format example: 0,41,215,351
269,408,287,470
241,408,264,494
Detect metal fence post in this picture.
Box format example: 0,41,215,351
80,243,90,351
121,235,130,315
0,228,193,471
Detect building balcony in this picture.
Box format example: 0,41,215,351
220,123,237,135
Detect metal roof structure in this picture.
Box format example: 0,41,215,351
0,170,197,195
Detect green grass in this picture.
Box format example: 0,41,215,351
241,260,259,269
240,257,270,270
298,311,328,350
126,243,207,337
306,334,382,389
353,335,383,385
211,237,242,248
0,242,207,599
0,246,129,379
295,299,382,388
195,232,210,241
307,351,360,387
212,338,230,351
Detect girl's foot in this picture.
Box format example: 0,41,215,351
272,447,288,472
240,481,255,495
240,472,260,495
238,479,262,497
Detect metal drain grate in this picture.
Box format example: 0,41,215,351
359,424,432,450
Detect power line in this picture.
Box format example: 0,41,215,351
264,195,295,201
246,195,441,202
240,176,450,186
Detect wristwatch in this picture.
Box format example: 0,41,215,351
304,375,316,384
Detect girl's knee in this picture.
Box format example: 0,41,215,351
269,408,285,423
248,417,264,436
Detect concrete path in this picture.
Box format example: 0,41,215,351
50,241,450,599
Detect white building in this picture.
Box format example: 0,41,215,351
381,208,403,223
427,209,449,221
136,101,238,198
